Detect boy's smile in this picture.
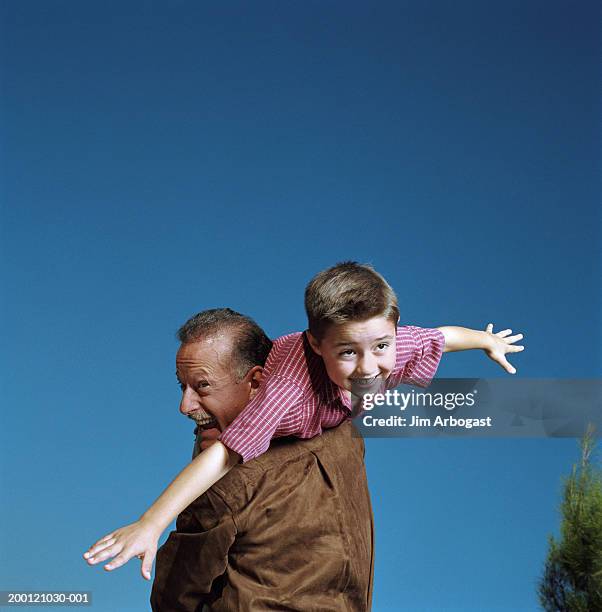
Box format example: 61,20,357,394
307,316,397,394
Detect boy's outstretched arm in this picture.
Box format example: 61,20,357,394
437,323,524,374
83,441,240,580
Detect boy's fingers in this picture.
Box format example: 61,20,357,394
506,333,523,343
496,329,512,337
104,549,134,571
84,538,117,559
84,536,112,558
92,532,116,548
486,323,494,333
500,357,516,374
88,542,123,565
99,532,117,543
141,551,156,581
509,345,524,353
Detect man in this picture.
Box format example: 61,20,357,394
151,308,374,611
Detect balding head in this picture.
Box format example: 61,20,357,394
177,308,272,380
176,310,271,448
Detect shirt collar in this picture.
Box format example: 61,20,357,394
324,375,352,411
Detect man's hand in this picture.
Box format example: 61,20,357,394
83,518,161,580
199,427,221,451
483,323,524,374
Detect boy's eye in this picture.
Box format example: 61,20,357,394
339,349,355,357
375,343,389,351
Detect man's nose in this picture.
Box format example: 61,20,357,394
179,388,199,415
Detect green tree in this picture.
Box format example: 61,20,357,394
539,426,602,611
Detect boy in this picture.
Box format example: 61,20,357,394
84,262,524,579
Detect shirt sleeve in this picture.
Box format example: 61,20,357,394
219,374,303,463
386,326,445,389
150,490,237,611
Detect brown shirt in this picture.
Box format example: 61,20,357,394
151,420,374,611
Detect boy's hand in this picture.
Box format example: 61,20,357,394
83,518,161,580
483,323,524,374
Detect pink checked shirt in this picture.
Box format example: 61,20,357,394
219,326,445,463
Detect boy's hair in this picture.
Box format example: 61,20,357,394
177,308,273,380
304,262,400,340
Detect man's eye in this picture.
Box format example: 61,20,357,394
376,343,389,351
197,381,210,389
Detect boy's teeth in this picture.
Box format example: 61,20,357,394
356,375,382,384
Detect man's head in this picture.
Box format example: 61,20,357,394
305,262,399,392
176,309,272,435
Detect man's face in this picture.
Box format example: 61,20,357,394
308,316,397,393
176,335,256,435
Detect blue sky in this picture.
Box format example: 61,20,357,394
1,1,600,610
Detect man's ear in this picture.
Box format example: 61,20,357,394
245,365,264,393
306,331,322,356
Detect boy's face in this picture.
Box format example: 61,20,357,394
308,316,397,393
